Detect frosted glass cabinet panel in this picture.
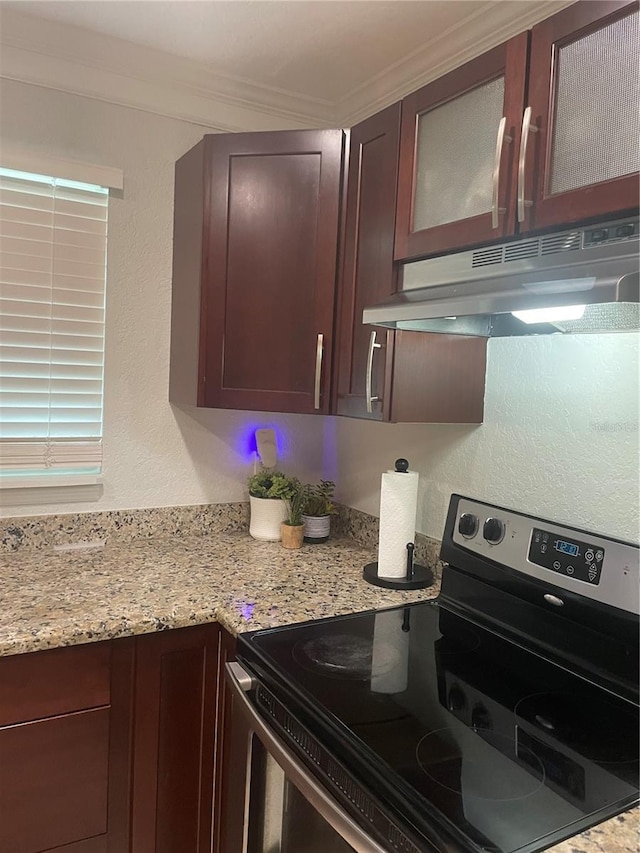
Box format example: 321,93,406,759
524,1,639,231
549,10,639,195
413,77,505,232
395,34,528,260
395,2,638,259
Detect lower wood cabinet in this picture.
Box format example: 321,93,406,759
0,640,134,853
0,623,235,853
131,624,221,853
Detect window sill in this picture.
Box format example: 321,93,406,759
0,476,104,508
0,474,103,490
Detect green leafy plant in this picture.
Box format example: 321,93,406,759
282,477,305,527
302,480,336,517
247,470,292,500
248,470,305,526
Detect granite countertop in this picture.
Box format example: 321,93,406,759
0,531,437,656
549,810,638,853
1,530,637,853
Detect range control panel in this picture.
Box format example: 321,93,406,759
449,495,640,616
528,528,604,585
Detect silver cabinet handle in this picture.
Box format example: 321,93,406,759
517,106,538,223
491,116,512,229
224,662,390,853
314,333,324,410
365,329,383,413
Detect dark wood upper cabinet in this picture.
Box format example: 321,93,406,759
394,33,528,261
394,1,638,261
170,130,344,415
334,104,399,421
523,0,639,232
170,2,637,420
335,104,486,424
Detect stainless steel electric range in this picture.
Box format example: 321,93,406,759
224,494,639,853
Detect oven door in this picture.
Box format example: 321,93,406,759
221,662,389,853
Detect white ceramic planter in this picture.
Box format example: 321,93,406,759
249,496,288,541
302,514,331,543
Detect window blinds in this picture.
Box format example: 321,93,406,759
0,167,108,479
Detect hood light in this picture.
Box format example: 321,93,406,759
512,304,587,324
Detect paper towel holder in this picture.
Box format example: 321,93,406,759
363,542,433,590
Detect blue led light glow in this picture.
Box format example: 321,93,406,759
234,422,285,466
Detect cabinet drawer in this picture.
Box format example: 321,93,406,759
0,642,111,726
0,708,110,853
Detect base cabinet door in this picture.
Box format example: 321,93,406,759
131,624,220,853
212,628,237,853
0,640,134,853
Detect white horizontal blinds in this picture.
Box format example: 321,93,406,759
0,167,108,476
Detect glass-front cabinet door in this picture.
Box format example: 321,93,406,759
394,33,528,261
523,1,639,232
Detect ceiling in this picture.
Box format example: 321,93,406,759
0,0,574,129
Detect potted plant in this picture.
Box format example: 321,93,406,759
247,470,291,541
302,480,336,543
280,477,306,550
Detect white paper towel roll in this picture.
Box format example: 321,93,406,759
371,609,410,694
377,468,419,578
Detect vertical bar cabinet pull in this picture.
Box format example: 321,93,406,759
492,116,512,229
517,106,539,222
314,333,324,410
365,329,383,413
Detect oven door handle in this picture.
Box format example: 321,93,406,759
225,661,391,853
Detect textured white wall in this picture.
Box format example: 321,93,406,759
0,79,325,516
2,80,638,543
330,334,640,543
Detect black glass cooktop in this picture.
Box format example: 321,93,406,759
238,600,639,853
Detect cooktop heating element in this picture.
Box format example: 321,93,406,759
237,495,639,853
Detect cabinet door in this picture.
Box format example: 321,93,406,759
389,331,486,424
395,34,528,261
523,1,639,232
212,628,237,853
0,640,134,853
131,625,220,853
335,105,487,425
335,104,400,420
203,130,343,414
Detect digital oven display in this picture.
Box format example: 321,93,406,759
554,539,579,557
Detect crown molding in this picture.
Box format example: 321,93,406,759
338,0,575,125
0,3,575,132
0,8,334,131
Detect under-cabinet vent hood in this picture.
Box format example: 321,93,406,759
363,217,639,337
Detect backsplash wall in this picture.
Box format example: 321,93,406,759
330,333,640,543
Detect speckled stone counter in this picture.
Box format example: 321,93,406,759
548,808,639,853
0,531,439,656
1,527,637,853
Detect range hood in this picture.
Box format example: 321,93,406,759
363,217,639,337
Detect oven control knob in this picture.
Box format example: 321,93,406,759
483,517,505,544
458,513,478,539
